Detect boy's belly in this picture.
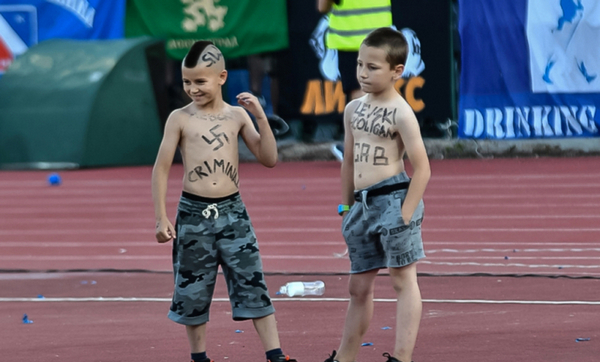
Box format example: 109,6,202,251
183,160,240,198
354,162,405,190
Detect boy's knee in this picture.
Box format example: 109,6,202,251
389,264,418,293
348,283,374,301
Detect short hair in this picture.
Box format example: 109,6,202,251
183,41,224,69
362,28,408,68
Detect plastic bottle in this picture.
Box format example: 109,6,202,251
278,281,325,297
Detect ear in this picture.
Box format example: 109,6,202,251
219,70,228,85
392,64,405,80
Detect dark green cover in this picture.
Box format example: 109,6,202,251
0,38,165,169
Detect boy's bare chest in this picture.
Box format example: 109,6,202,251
350,103,399,142
181,117,240,151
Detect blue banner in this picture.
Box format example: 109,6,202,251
0,0,125,73
458,0,600,139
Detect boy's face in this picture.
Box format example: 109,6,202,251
356,44,404,94
182,48,227,107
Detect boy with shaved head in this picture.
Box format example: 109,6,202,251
152,41,297,362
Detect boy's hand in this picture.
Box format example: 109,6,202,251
155,218,176,243
402,209,413,226
236,92,267,119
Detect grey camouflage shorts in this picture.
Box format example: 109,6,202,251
168,191,275,325
342,172,425,273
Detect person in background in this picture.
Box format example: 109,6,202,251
317,0,392,161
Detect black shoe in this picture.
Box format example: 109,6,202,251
382,352,413,362
324,350,339,362
268,354,297,362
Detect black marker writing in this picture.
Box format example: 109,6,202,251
188,159,239,187
201,51,221,67
202,124,229,150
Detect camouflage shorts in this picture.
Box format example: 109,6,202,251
168,191,275,325
342,172,425,273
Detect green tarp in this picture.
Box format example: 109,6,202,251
0,37,165,169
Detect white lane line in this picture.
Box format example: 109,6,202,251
3,203,600,215
2,172,600,188
1,297,599,305
3,193,600,204
1,241,599,247
430,173,600,181
419,260,600,269
3,227,600,235
426,241,600,246
422,228,600,232
3,214,600,224
0,181,600,195
0,255,170,261
0,255,343,261
427,248,600,253
1,255,599,263
428,256,600,260
0,241,344,247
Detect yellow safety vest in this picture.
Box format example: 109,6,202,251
326,0,392,51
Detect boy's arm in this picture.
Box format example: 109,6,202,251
151,112,182,243
340,101,359,212
237,92,278,167
397,106,431,224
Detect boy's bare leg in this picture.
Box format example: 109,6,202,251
336,269,379,362
389,263,422,362
253,314,281,351
186,323,207,353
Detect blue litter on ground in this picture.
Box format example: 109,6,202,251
558,266,564,269
381,326,392,330
575,338,590,342
37,295,44,299
361,342,373,346
22,314,33,324
235,330,243,333
47,173,61,186
504,256,509,260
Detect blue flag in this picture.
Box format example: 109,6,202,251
458,0,600,139
0,0,125,74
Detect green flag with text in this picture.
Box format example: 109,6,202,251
126,0,289,59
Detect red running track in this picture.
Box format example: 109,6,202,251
1,158,599,361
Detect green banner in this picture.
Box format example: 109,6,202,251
126,0,289,59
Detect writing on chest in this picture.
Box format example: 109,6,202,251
351,103,398,140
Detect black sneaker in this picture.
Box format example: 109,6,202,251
268,354,298,362
382,352,413,362
323,350,339,362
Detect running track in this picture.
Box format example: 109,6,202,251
1,158,599,361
